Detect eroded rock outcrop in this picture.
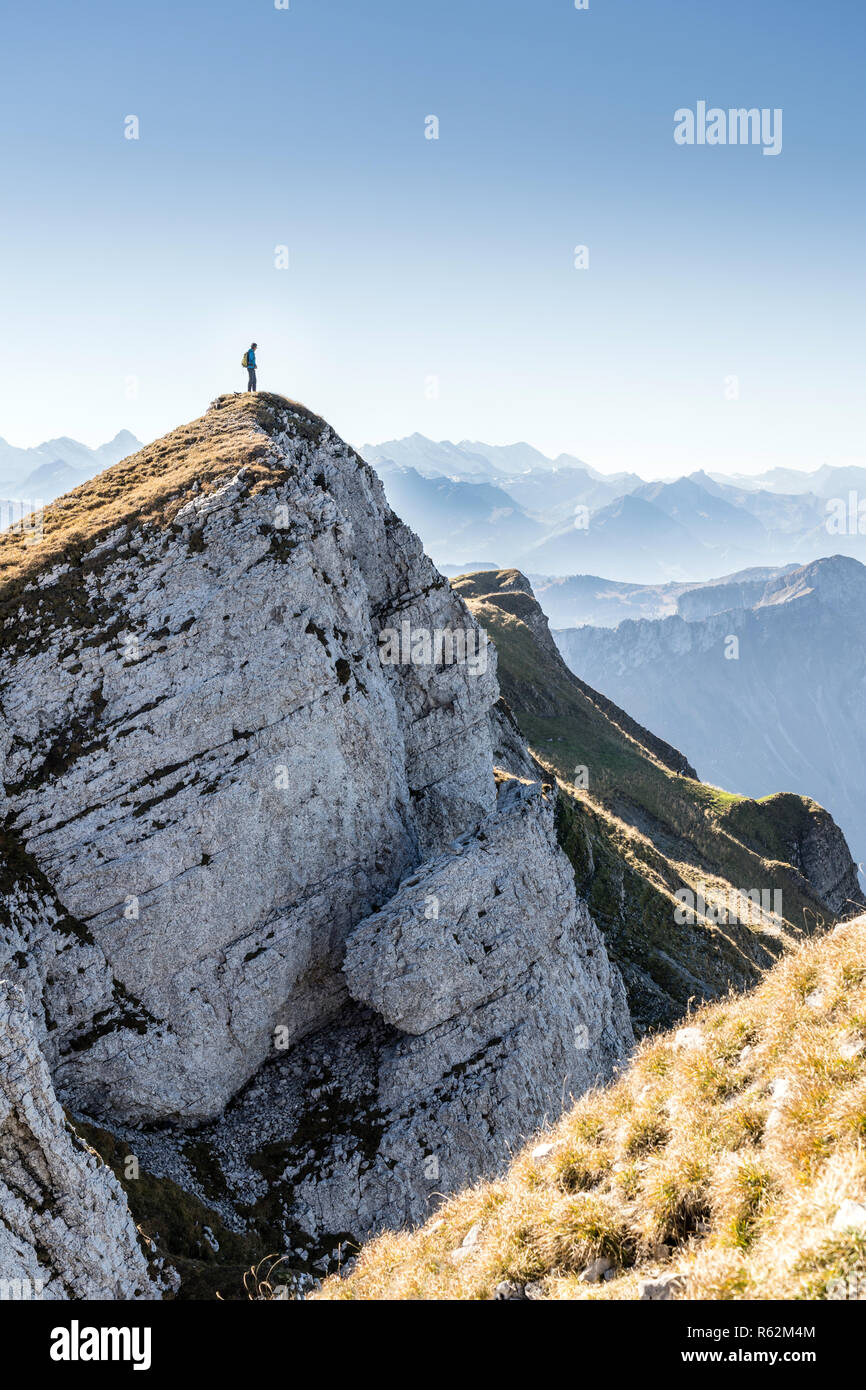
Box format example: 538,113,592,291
345,779,623,1043
0,394,633,1273
118,776,630,1250
0,982,152,1299
0,395,505,1122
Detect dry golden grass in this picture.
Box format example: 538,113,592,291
316,916,866,1300
0,393,325,612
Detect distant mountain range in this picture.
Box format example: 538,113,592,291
363,434,866,581
0,430,142,503
528,563,801,628
5,425,866,585
552,554,866,876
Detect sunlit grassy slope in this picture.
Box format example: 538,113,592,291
318,914,866,1301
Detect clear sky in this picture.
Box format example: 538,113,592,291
1,0,864,476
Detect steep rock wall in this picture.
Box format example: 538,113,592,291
0,982,153,1299
0,395,633,1258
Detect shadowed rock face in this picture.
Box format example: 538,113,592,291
0,982,153,1299
720,792,863,920
0,394,633,1259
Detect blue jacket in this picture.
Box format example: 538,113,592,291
247,348,256,367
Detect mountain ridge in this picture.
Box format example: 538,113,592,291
0,393,633,1295
1,403,860,1299
356,433,866,579
554,553,866,870
453,567,863,1036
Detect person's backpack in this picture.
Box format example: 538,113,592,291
241,351,250,368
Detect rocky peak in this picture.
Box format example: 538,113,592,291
0,394,633,1281
0,394,509,1122
758,554,866,616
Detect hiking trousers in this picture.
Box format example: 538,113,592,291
247,368,257,392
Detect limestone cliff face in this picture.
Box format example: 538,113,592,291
123,778,631,1249
0,394,633,1268
0,982,152,1299
0,396,505,1122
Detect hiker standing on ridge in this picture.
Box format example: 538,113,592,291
242,342,258,392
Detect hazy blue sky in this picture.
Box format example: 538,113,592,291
1,0,864,475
